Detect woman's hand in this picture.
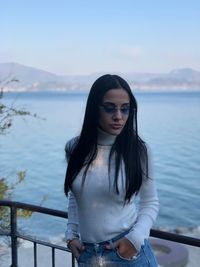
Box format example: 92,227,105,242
67,239,85,259
105,237,137,259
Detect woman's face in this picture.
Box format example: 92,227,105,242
98,88,130,136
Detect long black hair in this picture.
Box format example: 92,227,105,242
64,74,148,203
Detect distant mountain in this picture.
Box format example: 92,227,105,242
1,63,200,92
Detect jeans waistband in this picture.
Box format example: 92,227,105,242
83,228,132,247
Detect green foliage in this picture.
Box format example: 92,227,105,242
0,78,45,233
0,171,27,230
0,102,32,134
0,171,48,231
0,171,25,198
0,79,33,134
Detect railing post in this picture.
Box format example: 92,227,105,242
72,254,75,267
10,205,18,267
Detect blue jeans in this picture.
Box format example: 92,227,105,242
77,232,158,267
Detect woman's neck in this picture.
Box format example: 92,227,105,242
97,127,116,146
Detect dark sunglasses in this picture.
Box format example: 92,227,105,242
99,104,133,116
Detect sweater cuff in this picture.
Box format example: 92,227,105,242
65,224,80,242
65,230,79,242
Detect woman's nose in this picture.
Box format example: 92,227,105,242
112,109,122,120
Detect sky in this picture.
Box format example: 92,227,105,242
1,0,200,75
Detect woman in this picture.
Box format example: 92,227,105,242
64,74,159,267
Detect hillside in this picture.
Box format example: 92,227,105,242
1,63,200,92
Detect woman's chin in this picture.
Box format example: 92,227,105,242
107,128,123,136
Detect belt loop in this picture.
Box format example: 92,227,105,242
94,243,100,253
108,240,115,250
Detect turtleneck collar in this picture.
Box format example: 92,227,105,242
97,127,117,146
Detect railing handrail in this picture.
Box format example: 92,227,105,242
150,228,200,247
0,199,67,218
0,199,200,248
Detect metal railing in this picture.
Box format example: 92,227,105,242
0,200,75,267
0,200,200,267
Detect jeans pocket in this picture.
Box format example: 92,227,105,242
76,251,84,262
115,248,140,262
143,241,158,267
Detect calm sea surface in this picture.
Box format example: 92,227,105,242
1,91,200,241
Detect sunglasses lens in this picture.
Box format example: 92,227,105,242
103,106,116,114
100,105,131,116
120,107,130,115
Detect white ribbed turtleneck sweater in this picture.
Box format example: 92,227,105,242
65,129,159,251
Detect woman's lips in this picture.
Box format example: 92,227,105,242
110,124,123,129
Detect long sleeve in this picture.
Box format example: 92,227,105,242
65,190,80,241
125,149,159,251
65,137,80,241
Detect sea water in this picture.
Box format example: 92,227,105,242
1,91,200,241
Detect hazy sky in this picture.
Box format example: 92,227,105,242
1,0,200,75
